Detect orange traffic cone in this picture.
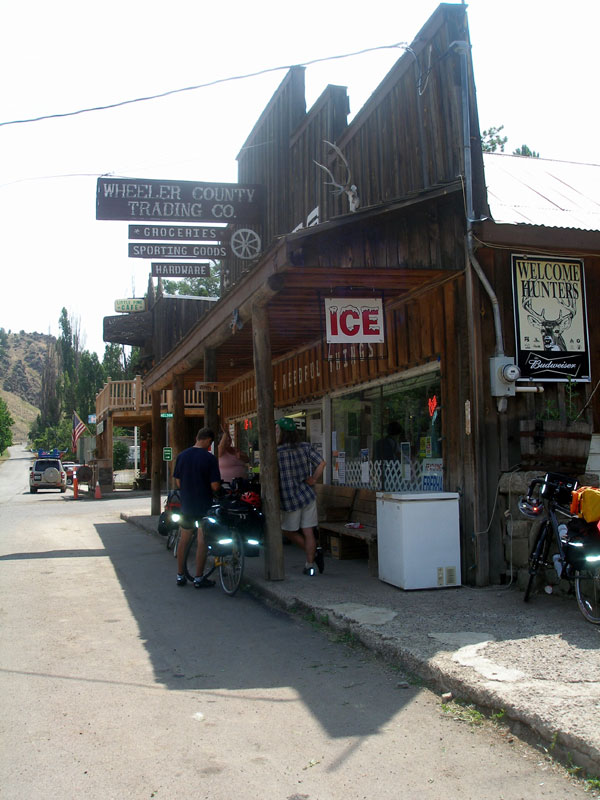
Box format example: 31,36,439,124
73,475,79,500
95,481,102,499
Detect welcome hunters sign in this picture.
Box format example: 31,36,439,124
97,178,264,223
512,255,590,381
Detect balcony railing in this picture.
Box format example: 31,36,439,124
96,376,204,420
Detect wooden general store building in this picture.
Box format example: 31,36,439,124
99,4,600,586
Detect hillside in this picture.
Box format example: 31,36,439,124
0,330,55,440
0,388,39,444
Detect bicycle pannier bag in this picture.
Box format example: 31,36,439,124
570,487,600,523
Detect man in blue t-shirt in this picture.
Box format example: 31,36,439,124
173,427,221,588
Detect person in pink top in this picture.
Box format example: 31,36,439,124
218,427,249,484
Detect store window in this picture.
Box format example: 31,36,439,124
237,416,259,474
331,370,443,491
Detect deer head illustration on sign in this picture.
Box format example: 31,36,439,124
522,296,576,351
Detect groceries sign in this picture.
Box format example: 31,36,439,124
96,178,264,223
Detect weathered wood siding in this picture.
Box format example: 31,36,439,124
222,4,483,291
150,296,216,364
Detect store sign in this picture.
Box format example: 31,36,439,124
151,262,210,277
324,298,384,344
128,224,221,241
129,242,228,259
114,298,146,313
97,178,263,223
512,255,590,381
195,382,225,392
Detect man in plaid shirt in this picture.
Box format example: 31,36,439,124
276,417,326,576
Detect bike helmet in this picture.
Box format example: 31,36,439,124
241,491,261,509
518,495,543,519
276,417,296,431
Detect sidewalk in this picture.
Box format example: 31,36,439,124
121,507,600,775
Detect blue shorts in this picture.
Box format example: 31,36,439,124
178,513,203,530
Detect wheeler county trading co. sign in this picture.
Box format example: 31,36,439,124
512,255,590,381
96,178,264,223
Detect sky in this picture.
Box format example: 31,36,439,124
1,0,599,358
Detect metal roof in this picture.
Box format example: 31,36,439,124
482,152,600,231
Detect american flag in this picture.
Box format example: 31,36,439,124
72,412,87,453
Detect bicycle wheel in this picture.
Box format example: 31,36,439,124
575,566,600,624
172,528,181,558
184,530,199,582
524,521,551,602
166,526,178,551
219,529,245,596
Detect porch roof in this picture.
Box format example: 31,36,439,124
142,184,465,393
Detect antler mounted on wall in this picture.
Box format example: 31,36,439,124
314,140,360,213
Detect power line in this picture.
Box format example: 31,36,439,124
0,42,409,128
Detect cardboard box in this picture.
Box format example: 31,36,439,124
329,534,369,560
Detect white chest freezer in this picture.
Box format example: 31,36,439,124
376,492,461,589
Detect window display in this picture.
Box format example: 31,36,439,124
331,370,442,491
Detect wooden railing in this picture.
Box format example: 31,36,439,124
96,376,204,419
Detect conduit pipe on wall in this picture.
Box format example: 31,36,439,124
454,39,511,413
453,39,505,360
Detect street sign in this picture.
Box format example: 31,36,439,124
129,242,228,259
195,381,226,392
114,298,146,313
151,262,211,278
160,412,174,418
128,224,222,241
163,447,173,461
96,177,264,223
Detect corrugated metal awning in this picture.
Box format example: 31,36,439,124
483,153,600,231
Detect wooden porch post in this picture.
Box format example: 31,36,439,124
172,373,186,461
252,301,284,581
151,389,163,515
203,348,219,438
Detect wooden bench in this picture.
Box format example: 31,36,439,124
315,484,378,576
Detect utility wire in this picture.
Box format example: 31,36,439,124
0,42,410,128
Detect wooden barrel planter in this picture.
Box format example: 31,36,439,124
519,420,593,474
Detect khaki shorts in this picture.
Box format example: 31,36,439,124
281,499,318,531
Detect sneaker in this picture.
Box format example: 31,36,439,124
194,576,216,589
176,574,187,587
303,565,316,576
314,547,325,574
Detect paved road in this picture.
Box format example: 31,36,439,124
0,446,594,799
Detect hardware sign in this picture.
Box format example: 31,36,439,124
97,177,263,223
151,262,210,278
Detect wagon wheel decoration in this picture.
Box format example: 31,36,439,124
230,228,261,260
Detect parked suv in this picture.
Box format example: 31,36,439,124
29,458,67,493
62,462,82,485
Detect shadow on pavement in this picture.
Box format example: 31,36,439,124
92,518,416,742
